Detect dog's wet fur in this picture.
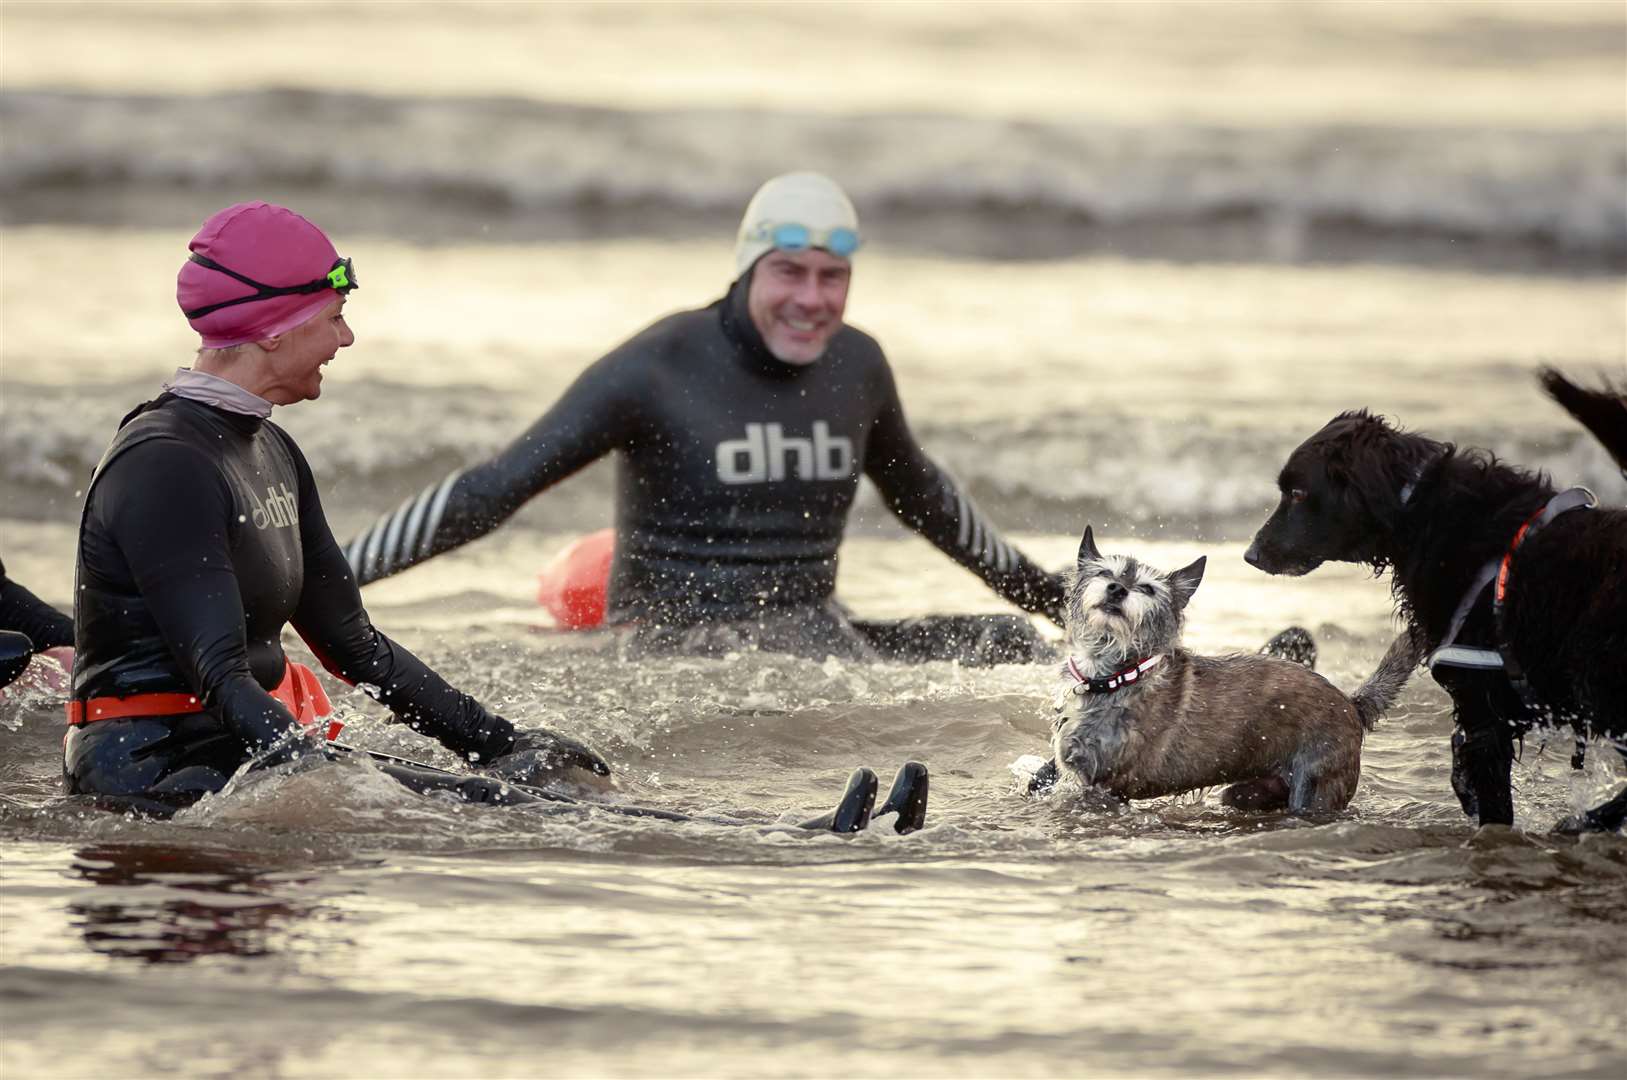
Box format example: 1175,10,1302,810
1245,397,1627,831
1044,527,1416,815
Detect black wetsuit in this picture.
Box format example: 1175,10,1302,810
67,395,523,811
344,275,1064,662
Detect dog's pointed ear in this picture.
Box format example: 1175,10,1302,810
1078,526,1103,568
1168,555,1206,608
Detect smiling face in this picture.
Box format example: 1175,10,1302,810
260,297,354,404
745,249,851,365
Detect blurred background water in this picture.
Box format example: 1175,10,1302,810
2,3,1624,1078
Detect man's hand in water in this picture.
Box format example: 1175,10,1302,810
486,726,612,783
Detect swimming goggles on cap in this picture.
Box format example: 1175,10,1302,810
183,254,358,319
750,222,862,258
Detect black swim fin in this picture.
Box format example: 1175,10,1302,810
1026,757,1060,796
1260,626,1317,669
799,767,878,832
875,761,930,834
0,631,34,689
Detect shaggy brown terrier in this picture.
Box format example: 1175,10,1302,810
1038,528,1416,814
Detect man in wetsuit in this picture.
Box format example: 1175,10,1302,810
66,202,610,814
344,172,1064,663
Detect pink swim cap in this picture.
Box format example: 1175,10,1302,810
176,202,348,348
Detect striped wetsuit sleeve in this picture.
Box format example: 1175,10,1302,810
343,468,466,586
863,367,1066,625
343,354,639,585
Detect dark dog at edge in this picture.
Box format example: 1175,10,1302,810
1538,366,1627,477
1244,377,1627,832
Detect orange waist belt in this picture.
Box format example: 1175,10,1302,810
66,661,343,741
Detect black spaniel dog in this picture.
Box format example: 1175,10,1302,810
1244,384,1626,832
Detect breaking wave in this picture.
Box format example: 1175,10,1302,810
3,89,1623,265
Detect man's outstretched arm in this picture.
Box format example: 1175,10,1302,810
863,374,1065,625
344,355,639,585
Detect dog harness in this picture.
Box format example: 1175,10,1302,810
1063,653,1162,696
1426,486,1596,703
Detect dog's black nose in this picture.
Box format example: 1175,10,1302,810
1243,543,1262,568
1105,581,1127,600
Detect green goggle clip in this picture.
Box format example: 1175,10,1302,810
183,254,358,320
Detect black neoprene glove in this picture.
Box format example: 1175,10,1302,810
483,724,612,784
247,724,337,774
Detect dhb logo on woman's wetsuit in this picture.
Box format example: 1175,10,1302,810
248,483,300,530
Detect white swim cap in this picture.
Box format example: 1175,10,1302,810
733,171,861,277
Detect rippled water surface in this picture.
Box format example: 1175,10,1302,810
4,531,1625,1078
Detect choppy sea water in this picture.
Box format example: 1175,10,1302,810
3,1,1626,1077
4,524,1625,1078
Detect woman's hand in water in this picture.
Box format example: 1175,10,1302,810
486,725,612,783
249,725,337,773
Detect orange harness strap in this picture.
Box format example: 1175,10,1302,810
66,660,341,740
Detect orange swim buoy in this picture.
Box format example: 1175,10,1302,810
536,528,614,630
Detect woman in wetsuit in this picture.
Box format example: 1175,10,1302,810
64,202,613,814
65,202,922,832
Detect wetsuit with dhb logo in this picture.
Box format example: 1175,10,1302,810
344,275,1064,662
67,395,521,807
